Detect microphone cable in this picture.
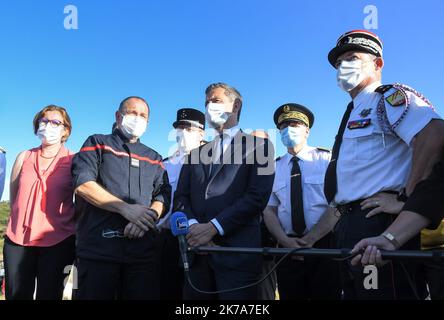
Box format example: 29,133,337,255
186,247,306,295
186,245,423,299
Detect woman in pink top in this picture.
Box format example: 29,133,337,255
3,105,76,300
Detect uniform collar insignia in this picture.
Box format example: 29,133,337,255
359,108,372,118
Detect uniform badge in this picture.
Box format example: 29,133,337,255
283,105,291,113
386,90,406,107
131,157,140,168
359,108,372,118
347,118,371,130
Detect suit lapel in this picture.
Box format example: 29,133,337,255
202,140,216,181
209,130,244,183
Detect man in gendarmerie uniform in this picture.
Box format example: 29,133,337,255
324,30,442,299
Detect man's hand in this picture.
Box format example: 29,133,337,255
301,235,317,249
186,223,218,247
124,223,146,239
280,236,308,249
350,236,396,267
361,192,404,218
280,236,308,261
120,204,158,231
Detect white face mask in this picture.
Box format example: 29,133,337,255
337,59,371,92
205,102,231,128
280,126,307,148
120,114,147,139
176,129,202,154
37,125,64,146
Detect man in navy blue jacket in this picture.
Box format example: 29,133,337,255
174,83,275,300
72,97,171,300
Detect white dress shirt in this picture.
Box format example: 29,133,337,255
267,145,331,236
335,81,441,204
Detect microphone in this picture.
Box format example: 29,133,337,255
170,212,190,272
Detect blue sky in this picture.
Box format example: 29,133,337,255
0,0,443,201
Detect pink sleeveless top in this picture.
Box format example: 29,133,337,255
7,145,76,247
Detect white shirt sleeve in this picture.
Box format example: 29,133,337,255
188,219,199,226
211,218,224,236
267,191,279,207
385,89,441,145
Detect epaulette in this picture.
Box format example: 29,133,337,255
0,147,5,153
275,156,282,162
376,84,409,107
316,147,331,153
375,84,394,94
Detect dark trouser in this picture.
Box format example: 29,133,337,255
334,202,427,300
73,257,160,300
276,233,341,300
183,255,260,300
156,228,184,300
259,259,277,300
423,249,444,300
3,235,76,300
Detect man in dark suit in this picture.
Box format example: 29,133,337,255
174,82,275,300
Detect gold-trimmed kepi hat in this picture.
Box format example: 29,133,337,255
274,103,314,128
328,29,383,68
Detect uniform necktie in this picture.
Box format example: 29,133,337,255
324,102,354,204
291,156,306,236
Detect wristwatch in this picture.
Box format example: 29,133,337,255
382,232,401,249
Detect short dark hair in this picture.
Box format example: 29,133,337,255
205,83,243,121
119,96,150,115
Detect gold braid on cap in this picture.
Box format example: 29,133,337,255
278,111,309,127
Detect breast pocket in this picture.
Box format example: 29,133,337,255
343,125,380,161
304,175,327,206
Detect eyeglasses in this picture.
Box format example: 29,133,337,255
39,118,65,128
102,229,125,238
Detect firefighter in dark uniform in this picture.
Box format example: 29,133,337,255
72,96,171,300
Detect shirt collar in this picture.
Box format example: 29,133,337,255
353,81,382,106
285,144,313,165
220,125,240,140
114,127,140,144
